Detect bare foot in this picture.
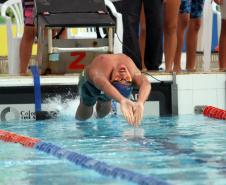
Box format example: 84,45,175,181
173,67,181,73
165,69,173,73
141,68,147,72
186,68,196,72
219,68,226,72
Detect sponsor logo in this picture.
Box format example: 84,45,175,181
131,93,139,101
0,107,35,121
20,110,36,120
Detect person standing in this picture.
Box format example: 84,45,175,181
139,3,147,72
122,0,164,70
20,0,67,75
20,0,36,75
214,0,226,71
174,0,205,72
163,0,181,72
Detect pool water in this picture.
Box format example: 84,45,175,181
0,114,226,185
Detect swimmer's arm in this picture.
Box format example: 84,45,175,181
133,72,151,104
128,62,151,104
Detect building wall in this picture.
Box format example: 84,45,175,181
175,73,226,115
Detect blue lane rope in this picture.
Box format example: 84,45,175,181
35,141,170,185
0,129,170,185
30,65,41,112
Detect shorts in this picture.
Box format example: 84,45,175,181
180,0,204,19
22,0,35,26
221,1,226,20
78,71,111,106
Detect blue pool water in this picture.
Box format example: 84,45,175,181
0,114,226,185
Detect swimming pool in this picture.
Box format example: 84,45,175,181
0,113,226,185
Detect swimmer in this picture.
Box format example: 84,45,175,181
75,54,151,126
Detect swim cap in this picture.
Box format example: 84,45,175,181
112,81,133,98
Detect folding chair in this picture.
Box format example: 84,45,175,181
66,0,123,53
1,0,23,75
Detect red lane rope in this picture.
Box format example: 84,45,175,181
203,106,226,120
0,129,168,185
0,130,40,147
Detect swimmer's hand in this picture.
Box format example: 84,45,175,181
132,101,144,127
120,99,135,125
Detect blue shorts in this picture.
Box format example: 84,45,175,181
78,71,111,106
180,0,204,19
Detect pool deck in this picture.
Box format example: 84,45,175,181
0,71,225,117
0,72,172,86
0,70,224,86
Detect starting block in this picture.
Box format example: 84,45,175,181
34,0,118,74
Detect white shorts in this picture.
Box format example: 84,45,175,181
221,1,226,20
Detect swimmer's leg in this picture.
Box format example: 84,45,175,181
75,99,93,120
96,100,112,118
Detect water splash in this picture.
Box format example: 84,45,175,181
43,95,80,117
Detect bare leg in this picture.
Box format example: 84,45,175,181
75,99,93,120
174,13,189,72
186,18,202,72
20,26,35,75
163,0,180,72
219,20,226,71
96,101,112,118
139,4,147,72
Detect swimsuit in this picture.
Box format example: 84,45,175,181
22,0,34,26
180,0,205,18
78,71,111,106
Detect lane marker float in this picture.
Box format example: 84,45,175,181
0,129,169,185
195,105,226,120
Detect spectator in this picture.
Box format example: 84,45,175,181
214,0,226,71
163,0,180,72
20,0,35,75
139,3,147,72
20,0,67,75
122,0,164,70
174,0,205,72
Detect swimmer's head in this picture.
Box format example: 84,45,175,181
112,81,133,97
111,64,133,97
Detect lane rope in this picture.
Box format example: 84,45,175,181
203,106,226,120
0,129,169,185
